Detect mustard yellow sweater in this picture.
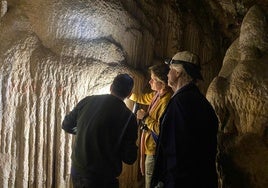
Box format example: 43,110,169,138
130,91,172,155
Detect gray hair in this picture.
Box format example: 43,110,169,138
170,64,193,83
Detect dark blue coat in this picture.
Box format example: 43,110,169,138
152,83,218,188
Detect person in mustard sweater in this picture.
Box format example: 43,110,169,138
130,64,173,188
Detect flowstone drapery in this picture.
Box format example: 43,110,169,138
207,5,268,188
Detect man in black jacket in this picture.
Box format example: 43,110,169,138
62,74,138,188
152,51,218,188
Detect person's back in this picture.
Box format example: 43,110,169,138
72,94,137,179
62,74,138,188
171,83,218,187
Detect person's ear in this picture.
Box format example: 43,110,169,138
175,70,182,78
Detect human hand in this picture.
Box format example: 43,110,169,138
136,109,146,120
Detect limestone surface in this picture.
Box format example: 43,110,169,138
207,5,268,188
0,0,268,187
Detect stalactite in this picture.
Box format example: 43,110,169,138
0,0,7,18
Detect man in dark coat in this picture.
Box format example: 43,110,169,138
62,74,138,188
151,51,218,188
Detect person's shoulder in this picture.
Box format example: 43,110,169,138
170,89,191,106
79,94,110,104
77,96,91,105
80,95,100,101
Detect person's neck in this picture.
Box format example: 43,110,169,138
173,80,192,92
158,88,168,96
110,92,124,101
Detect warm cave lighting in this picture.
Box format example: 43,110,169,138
95,84,111,95
94,83,133,107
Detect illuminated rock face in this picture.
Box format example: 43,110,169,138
0,1,147,187
207,5,268,188
0,0,267,187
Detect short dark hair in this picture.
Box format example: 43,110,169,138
111,74,134,98
149,64,169,84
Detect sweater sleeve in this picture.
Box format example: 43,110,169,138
129,92,155,105
144,93,171,135
62,97,89,134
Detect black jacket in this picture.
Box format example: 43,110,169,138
62,94,138,180
152,83,218,188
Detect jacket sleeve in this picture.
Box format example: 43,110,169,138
129,92,155,105
62,97,89,134
120,114,138,164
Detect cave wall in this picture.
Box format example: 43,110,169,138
207,5,268,188
0,0,267,187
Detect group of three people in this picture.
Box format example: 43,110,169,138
62,51,219,188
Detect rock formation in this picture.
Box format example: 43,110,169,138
0,0,267,187
207,5,268,188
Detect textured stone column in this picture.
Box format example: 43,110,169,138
207,5,268,188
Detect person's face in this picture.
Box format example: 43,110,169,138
149,73,164,91
167,65,181,88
